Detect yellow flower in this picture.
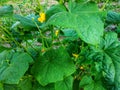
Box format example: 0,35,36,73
80,66,84,70
72,53,79,58
38,12,46,23
55,30,59,36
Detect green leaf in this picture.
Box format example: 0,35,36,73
62,29,79,41
0,83,3,90
47,12,75,28
47,2,104,45
0,51,33,84
46,4,66,20
102,54,116,90
102,33,120,90
79,32,120,90
55,76,73,90
27,47,39,59
32,82,55,90
90,32,120,90
17,76,32,90
79,75,105,90
0,46,11,53
88,82,105,90
106,11,120,24
79,75,93,87
14,14,40,30
0,5,13,17
3,84,18,90
103,32,118,50
31,46,76,86
68,2,99,14
75,13,103,45
3,76,32,90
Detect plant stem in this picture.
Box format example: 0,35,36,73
0,25,32,56
32,20,46,48
36,0,43,11
100,0,109,11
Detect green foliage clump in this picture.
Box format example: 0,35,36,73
0,0,120,90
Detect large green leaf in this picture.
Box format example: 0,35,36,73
102,54,116,90
17,76,32,90
102,32,120,90
31,46,76,86
3,84,18,90
55,76,73,90
0,5,13,17
47,2,104,45
76,13,103,45
79,75,105,90
32,82,55,90
79,32,120,90
88,32,120,90
0,51,33,84
3,76,32,90
79,75,93,87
